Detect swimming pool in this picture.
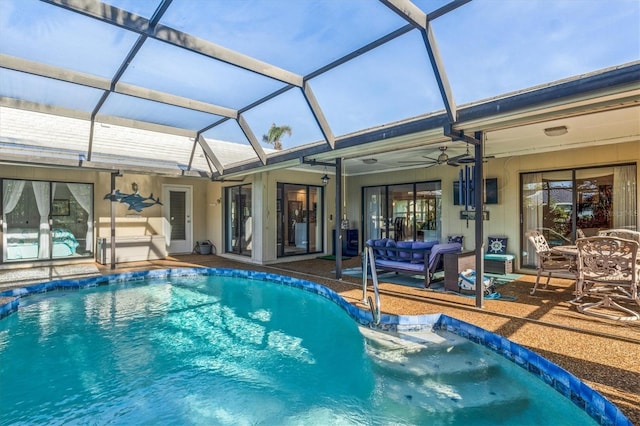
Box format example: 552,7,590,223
0,268,630,425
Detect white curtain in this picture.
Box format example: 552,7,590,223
2,180,26,230
522,173,543,266
32,181,51,259
613,165,637,229
68,183,94,251
2,180,26,255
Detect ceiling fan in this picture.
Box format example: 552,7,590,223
398,146,450,167
446,145,495,167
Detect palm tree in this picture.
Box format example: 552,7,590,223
262,123,292,150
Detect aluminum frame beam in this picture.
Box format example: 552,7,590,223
381,0,460,123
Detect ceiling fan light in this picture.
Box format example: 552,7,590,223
437,152,448,162
544,125,568,137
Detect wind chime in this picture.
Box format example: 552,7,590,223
459,164,475,227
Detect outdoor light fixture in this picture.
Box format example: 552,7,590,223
362,158,377,164
544,125,568,137
321,173,330,185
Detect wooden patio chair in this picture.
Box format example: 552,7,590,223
574,236,640,321
526,230,575,295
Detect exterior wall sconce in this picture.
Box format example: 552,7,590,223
544,125,568,136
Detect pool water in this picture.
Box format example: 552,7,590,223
1,274,597,425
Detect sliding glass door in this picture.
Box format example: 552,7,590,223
520,164,636,268
277,183,323,257
52,182,94,258
225,184,252,256
2,179,93,263
363,186,387,241
363,180,442,243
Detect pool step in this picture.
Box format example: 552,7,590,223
361,328,501,379
373,372,531,422
359,327,531,418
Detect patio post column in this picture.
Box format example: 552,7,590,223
335,158,343,279
474,131,485,308
110,171,121,270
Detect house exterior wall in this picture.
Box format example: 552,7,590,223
226,168,336,264
2,141,637,269
0,167,218,267
345,140,639,271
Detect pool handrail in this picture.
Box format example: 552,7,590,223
362,245,381,325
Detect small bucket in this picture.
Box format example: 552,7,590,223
196,240,213,255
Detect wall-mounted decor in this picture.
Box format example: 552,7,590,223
459,210,489,220
104,183,162,212
52,199,70,216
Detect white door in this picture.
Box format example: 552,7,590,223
163,185,193,254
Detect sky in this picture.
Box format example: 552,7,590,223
1,0,639,159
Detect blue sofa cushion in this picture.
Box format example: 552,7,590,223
412,240,438,261
396,241,414,260
428,242,462,270
373,238,388,257
385,239,397,258
376,259,426,273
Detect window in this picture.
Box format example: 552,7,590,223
2,179,94,262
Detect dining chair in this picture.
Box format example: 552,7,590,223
393,217,405,241
525,230,576,295
574,236,639,321
597,229,640,243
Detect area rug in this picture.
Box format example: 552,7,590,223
317,255,352,261
340,267,522,301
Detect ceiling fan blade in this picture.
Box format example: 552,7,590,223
398,160,437,165
399,154,440,164
447,150,496,165
446,153,468,164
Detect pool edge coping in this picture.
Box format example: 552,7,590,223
0,267,632,426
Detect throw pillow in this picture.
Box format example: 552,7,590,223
448,235,464,245
488,236,508,254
